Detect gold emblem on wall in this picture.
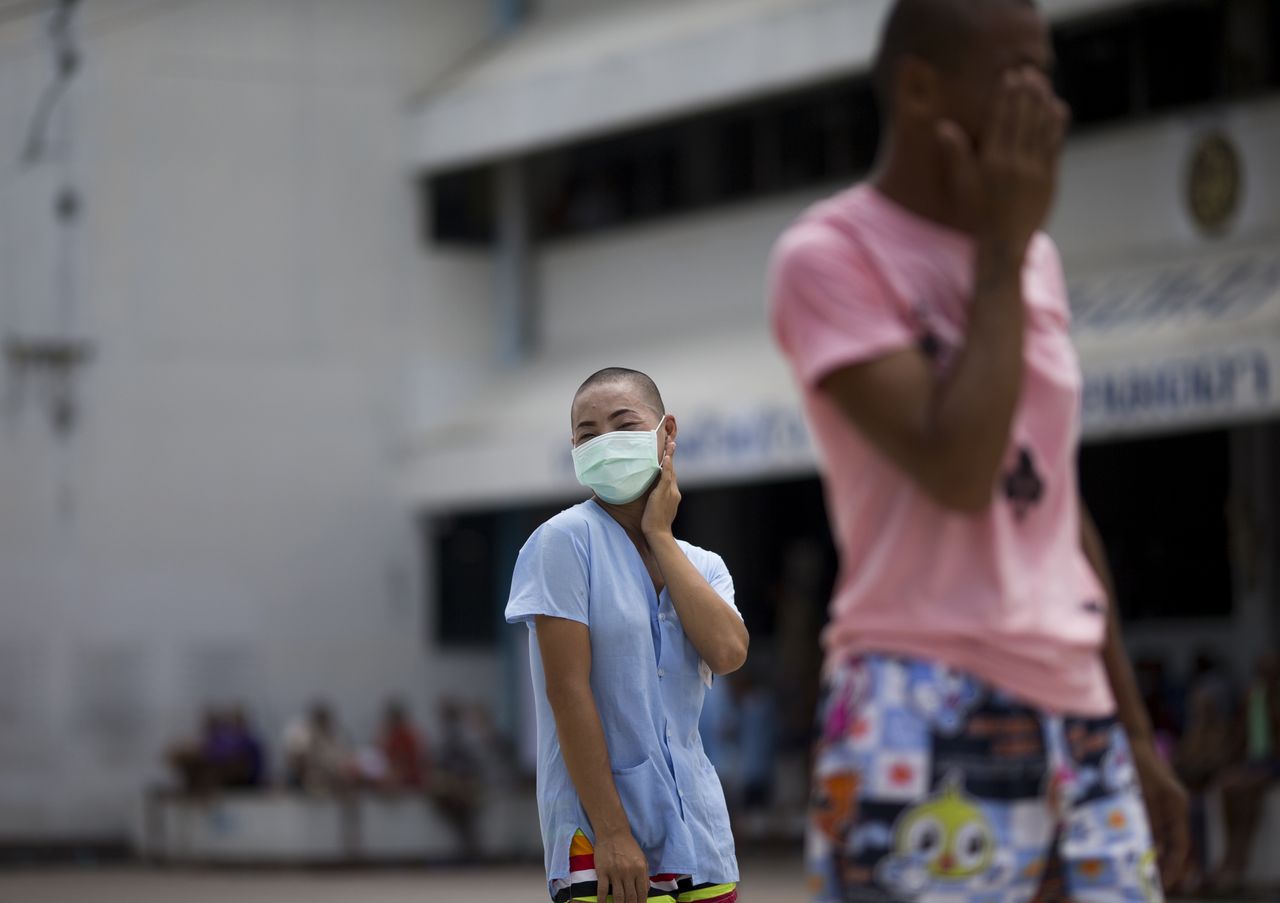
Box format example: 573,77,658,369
1186,131,1242,235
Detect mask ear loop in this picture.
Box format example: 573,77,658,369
655,415,671,451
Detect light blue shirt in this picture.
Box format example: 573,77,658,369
505,499,740,886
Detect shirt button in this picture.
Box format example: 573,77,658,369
678,789,685,798
657,668,665,678
659,613,667,622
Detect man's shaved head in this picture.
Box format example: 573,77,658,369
873,0,1037,112
573,367,665,419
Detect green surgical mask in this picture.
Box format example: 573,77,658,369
572,418,666,504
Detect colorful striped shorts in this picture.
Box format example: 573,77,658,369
550,830,739,903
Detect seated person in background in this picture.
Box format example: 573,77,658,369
211,706,265,789
282,701,352,792
432,698,483,852
1173,675,1234,893
733,670,777,840
466,702,518,790
1135,656,1181,762
1213,651,1280,891
166,707,224,795
379,698,429,789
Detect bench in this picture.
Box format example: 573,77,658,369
136,789,541,865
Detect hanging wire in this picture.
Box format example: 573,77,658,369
20,0,80,165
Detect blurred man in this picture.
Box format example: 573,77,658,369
1213,651,1280,891
506,368,747,903
431,697,484,854
281,701,351,792
1174,655,1234,894
733,670,777,839
768,0,1188,899
217,706,266,789
165,707,224,795
379,698,429,789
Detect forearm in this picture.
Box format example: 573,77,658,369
926,238,1027,506
647,533,748,674
546,682,634,840
1080,503,1154,745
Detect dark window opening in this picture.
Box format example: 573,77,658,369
427,0,1278,246
1079,429,1234,620
426,168,494,245
1140,0,1224,112
1053,13,1138,125
427,478,837,656
431,513,499,645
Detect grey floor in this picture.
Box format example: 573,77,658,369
0,863,1238,903
0,859,806,903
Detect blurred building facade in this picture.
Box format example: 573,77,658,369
407,0,1280,775
0,0,497,841
2,0,1279,847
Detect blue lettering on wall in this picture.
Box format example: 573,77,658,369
1083,349,1272,424
1069,252,1280,333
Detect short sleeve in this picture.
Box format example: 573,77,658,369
1026,232,1072,328
704,552,743,623
505,524,590,627
769,221,917,388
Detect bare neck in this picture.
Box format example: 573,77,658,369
593,494,649,546
870,130,969,234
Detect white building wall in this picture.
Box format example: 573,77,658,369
537,97,1280,358
0,0,494,838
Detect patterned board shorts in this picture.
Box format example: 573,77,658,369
808,654,1165,903
550,830,739,903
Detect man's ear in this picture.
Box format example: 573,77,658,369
896,53,942,120
663,414,678,442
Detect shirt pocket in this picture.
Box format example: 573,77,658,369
611,757,665,850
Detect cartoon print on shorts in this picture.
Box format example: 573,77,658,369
908,663,983,735
819,658,874,744
812,771,860,843
1136,848,1162,903
875,773,1001,896
1101,724,1137,793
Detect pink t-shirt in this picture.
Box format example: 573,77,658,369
769,184,1114,716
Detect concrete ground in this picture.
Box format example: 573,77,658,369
0,861,1239,903
0,858,808,903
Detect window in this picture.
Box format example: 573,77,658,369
426,168,493,245
675,477,837,638
1140,0,1224,112
428,504,566,646
1053,14,1137,125
428,478,837,647
1079,429,1234,620
427,0,1278,245
430,513,500,645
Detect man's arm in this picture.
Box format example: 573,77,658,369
820,244,1024,512
820,71,1066,513
1079,500,1189,888
535,616,649,903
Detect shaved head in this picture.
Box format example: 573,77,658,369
572,367,665,420
873,0,1037,112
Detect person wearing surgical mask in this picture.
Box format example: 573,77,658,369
506,367,748,903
